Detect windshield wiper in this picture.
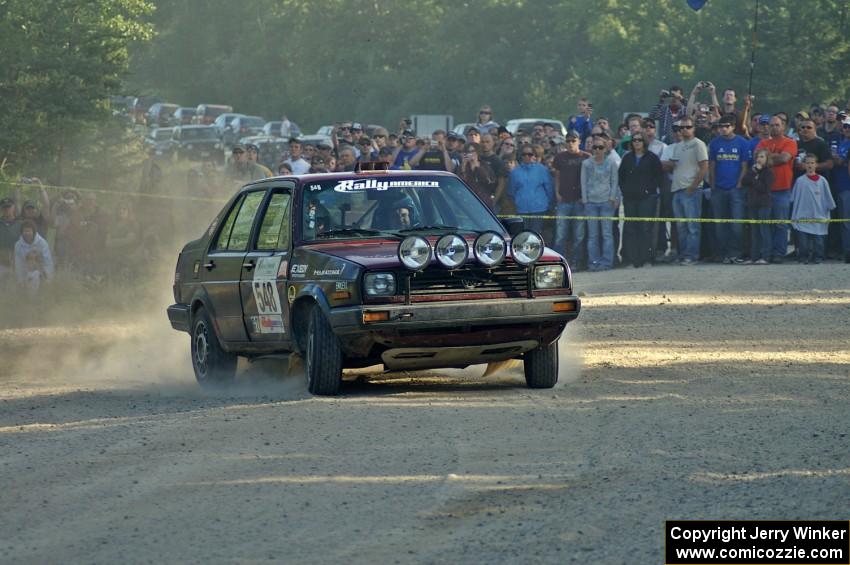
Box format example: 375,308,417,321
316,227,399,239
397,224,461,233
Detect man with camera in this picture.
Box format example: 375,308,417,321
416,130,453,172
649,85,688,145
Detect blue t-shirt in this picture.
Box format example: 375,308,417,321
748,136,763,161
709,135,750,189
834,139,850,193
391,148,419,170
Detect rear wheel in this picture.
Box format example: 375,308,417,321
191,307,237,387
523,340,559,389
304,307,343,395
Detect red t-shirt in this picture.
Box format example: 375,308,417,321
756,136,797,191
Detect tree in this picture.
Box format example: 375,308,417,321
0,0,155,181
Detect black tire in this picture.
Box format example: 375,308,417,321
190,307,237,387
523,340,559,389
304,307,343,395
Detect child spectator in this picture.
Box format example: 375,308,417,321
741,148,775,264
791,155,836,263
14,220,53,293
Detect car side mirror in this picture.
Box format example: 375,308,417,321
501,217,524,237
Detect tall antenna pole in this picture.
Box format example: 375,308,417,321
747,0,760,95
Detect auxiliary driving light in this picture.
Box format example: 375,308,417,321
473,231,506,267
398,236,431,271
434,234,469,269
510,230,544,265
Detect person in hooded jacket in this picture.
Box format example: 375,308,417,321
618,134,663,267
15,220,53,292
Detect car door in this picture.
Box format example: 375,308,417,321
202,189,267,343
240,186,294,344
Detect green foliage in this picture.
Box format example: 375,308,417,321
0,0,154,179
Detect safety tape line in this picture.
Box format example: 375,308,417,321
0,179,228,203
503,214,849,224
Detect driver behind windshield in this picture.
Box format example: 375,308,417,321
372,193,420,230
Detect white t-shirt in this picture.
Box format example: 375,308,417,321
670,138,708,192
285,157,310,175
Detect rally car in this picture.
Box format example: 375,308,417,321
167,167,580,395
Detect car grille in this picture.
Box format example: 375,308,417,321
408,261,529,296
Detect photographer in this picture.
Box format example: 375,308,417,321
649,85,688,144
416,130,453,172
459,142,496,209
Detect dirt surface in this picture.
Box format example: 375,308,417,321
2,263,850,564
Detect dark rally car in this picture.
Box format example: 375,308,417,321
167,169,580,395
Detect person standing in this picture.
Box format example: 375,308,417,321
756,115,798,263
552,132,589,268
474,105,500,132
283,139,310,175
741,148,776,264
708,115,751,263
581,137,620,271
668,118,709,265
791,155,836,263
458,143,496,209
832,119,850,262
649,86,688,144
618,134,662,268
508,146,554,235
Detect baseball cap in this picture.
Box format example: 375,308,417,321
758,115,771,125
231,144,246,153
0,197,13,208
465,125,480,134
796,110,810,119
497,125,510,135
565,131,580,141
401,129,415,138
245,143,259,152
351,122,363,131
718,115,735,126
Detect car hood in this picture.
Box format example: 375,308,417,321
300,238,564,270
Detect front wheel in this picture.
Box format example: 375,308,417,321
523,340,559,389
304,307,343,395
191,307,237,387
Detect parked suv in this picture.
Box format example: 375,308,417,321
194,104,234,125
169,126,224,162
167,169,580,395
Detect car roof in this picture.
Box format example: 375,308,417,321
238,169,459,192
178,124,215,130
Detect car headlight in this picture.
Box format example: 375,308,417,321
534,264,565,289
398,236,431,271
434,234,468,269
364,272,396,297
473,231,506,267
511,230,544,265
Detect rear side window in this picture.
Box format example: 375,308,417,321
212,191,266,251
256,192,292,250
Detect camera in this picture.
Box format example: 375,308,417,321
660,89,671,98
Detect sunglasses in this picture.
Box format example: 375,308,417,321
592,145,606,150
643,123,656,128
521,152,534,157
373,134,386,138
799,125,814,129
679,125,694,130
479,111,491,115
632,138,645,143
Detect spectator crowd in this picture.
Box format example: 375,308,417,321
3,80,850,298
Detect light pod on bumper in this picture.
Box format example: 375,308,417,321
434,234,469,269
510,230,544,265
473,231,506,267
398,236,432,271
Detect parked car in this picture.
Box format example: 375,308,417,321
505,118,568,136
262,121,302,138
170,107,197,126
212,113,245,138
194,104,234,125
167,169,580,395
316,125,334,136
223,115,266,147
130,95,162,125
146,103,179,128
296,134,332,150
170,126,225,163
143,127,175,158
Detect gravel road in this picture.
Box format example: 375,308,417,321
2,263,849,564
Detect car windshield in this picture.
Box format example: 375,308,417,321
152,128,173,140
243,117,265,127
182,127,217,140
300,175,504,241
